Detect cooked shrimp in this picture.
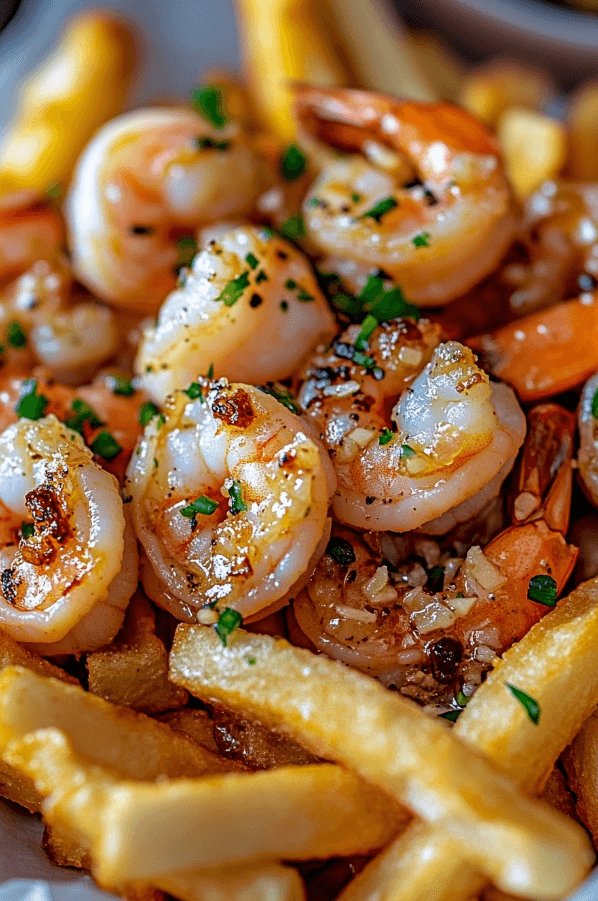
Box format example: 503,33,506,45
578,372,598,508
136,225,336,403
0,369,143,483
295,86,517,307
292,404,577,711
297,318,526,533
0,191,64,285
0,257,118,384
0,415,138,651
66,107,270,314
126,380,336,622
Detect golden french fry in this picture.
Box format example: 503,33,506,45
156,708,220,756
338,575,598,901
459,59,554,128
408,31,466,102
0,666,231,782
563,709,598,845
324,0,435,101
566,80,598,179
169,625,593,899
235,0,353,142
87,593,188,714
0,12,134,194
4,728,305,901
498,107,567,200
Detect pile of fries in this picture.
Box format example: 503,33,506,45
3,4,598,901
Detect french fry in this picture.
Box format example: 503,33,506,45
157,708,220,755
498,107,567,200
563,709,598,845
3,727,306,901
338,575,598,901
566,80,598,180
169,625,594,899
0,12,135,195
408,31,466,102
0,666,232,783
235,0,353,143
459,59,554,128
87,593,188,714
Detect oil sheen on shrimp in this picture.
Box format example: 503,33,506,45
136,225,336,403
297,319,526,533
0,415,138,652
126,380,336,622
66,107,270,313
295,86,517,306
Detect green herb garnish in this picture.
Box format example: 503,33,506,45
258,383,300,414
184,382,203,400
190,85,228,129
440,709,462,722
351,192,362,204
15,380,49,420
21,522,34,539
247,656,256,665
214,607,243,646
280,144,307,181
109,375,135,396
7,321,27,348
506,684,541,725
215,271,250,307
228,480,247,515
245,253,259,270
297,288,314,302
592,386,598,419
176,235,197,271
90,431,122,460
207,363,214,379
181,495,219,519
361,196,398,223
45,182,61,201
139,401,160,427
280,214,306,243
413,231,430,248
195,136,230,151
355,313,379,351
527,574,557,607
456,690,469,707
379,428,393,446
65,399,104,435
400,444,415,457
326,536,356,566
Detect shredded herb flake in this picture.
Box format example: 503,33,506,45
195,136,230,151
214,607,243,646
7,321,27,348
139,401,160,427
592,386,598,419
401,444,415,457
245,252,259,270
361,196,398,223
190,85,228,129
228,480,247,515
506,684,541,724
109,375,135,396
527,574,557,607
258,383,300,414
45,182,61,201
184,382,203,400
280,213,306,243
215,271,250,307
91,431,122,460
207,363,214,379
379,428,393,446
326,536,356,566
355,313,379,350
280,144,307,181
21,522,34,539
440,709,462,722
413,231,430,248
351,192,362,204
181,495,218,520
66,399,104,435
176,235,197,271
15,380,49,420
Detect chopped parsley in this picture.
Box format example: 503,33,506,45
280,300,288,312
215,271,250,307
228,480,247,515
181,495,219,520
331,292,363,319
355,313,379,351
90,431,122,460
359,274,421,322
285,279,297,290
65,399,104,435
258,383,300,414
379,428,393,446
108,375,135,396
207,363,214,379
440,709,462,722
214,607,243,646
45,182,61,201
427,565,445,592
176,235,197,271
255,269,268,284
326,536,356,566
139,401,160,427
527,574,557,607
592,386,598,419
280,214,306,243
190,85,228,129
413,231,430,248
456,690,469,707
247,656,256,665
506,684,541,725
351,192,362,204
361,196,398,223
194,136,230,151
15,380,49,420
400,444,415,457
21,522,34,539
7,321,27,348
184,382,203,400
245,252,259,270
280,144,307,181
297,288,314,302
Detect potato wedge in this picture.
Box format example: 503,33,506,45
459,60,554,128
0,666,231,782
566,79,598,180
169,625,593,898
0,12,135,194
87,594,188,714
156,708,219,755
338,575,598,901
408,31,466,102
498,107,567,200
563,709,598,845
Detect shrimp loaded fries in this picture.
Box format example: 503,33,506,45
3,7,598,901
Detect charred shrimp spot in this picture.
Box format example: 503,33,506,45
0,567,19,605
428,636,463,684
130,225,155,236
212,388,255,428
25,484,71,542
